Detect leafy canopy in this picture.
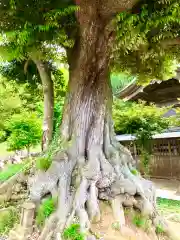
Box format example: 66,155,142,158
113,0,180,83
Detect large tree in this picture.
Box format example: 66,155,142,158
1,0,180,239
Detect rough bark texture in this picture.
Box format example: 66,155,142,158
28,1,172,240
34,60,54,151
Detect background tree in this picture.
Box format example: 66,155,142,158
6,113,42,155
0,59,67,150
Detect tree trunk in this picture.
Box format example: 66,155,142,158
29,4,161,240
33,60,54,152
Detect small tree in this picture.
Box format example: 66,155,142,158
113,99,176,174
6,113,42,155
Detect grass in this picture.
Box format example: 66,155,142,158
0,163,25,182
157,197,180,222
132,212,151,232
0,208,19,235
36,197,56,227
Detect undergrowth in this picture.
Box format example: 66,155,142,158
0,207,19,235
36,197,56,227
63,224,85,240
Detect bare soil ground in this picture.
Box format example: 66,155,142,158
91,201,180,240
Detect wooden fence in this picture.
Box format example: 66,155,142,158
121,138,180,179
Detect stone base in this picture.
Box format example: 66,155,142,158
9,224,33,240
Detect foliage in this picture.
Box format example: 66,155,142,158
0,130,6,143
113,0,180,83
113,99,175,173
0,1,77,63
36,197,56,227
0,76,22,132
63,224,85,240
6,113,42,152
113,99,172,136
111,72,135,94
0,208,18,235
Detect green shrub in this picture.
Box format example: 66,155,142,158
0,163,25,182
63,224,85,240
0,208,18,234
36,198,56,227
36,156,52,171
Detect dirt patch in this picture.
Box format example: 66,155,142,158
91,202,156,240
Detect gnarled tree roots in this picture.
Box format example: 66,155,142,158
29,142,165,240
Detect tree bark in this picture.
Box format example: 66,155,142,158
33,60,54,152
29,3,165,240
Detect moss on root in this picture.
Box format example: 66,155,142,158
36,156,52,171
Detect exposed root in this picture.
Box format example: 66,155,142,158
111,195,125,229
86,182,101,223
29,141,160,240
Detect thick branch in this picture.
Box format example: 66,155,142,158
99,0,140,18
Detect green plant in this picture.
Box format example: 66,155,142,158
63,224,85,240
36,198,56,227
133,213,145,228
132,212,150,231
156,224,165,234
130,168,138,176
0,208,19,234
36,156,52,171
